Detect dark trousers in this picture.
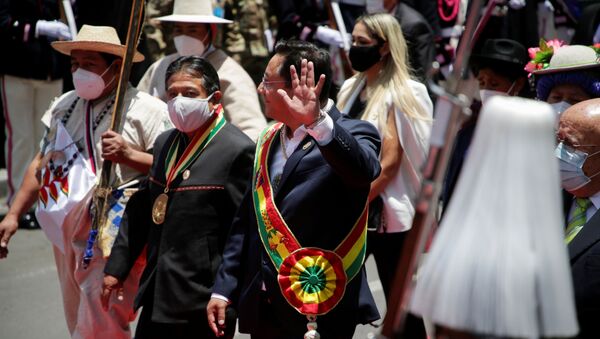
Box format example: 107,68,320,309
249,292,356,339
134,297,235,339
366,230,427,339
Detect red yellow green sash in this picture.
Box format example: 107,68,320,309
164,105,225,191
253,122,368,316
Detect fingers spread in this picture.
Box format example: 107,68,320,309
290,65,299,89
277,89,294,107
300,59,308,87
315,74,326,98
307,61,315,88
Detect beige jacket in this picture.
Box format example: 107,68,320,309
137,49,266,141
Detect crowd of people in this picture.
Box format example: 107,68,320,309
1,0,600,338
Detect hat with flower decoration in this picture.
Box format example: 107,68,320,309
526,40,600,75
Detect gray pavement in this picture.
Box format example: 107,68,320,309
0,227,386,339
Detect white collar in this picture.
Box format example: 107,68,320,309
589,190,600,210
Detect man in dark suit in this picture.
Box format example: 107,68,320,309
384,0,435,81
102,56,255,339
556,98,600,339
206,40,381,338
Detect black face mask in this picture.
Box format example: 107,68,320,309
349,44,382,72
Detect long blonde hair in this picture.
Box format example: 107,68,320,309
338,13,430,136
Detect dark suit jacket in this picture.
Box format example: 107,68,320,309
105,123,255,323
564,191,600,338
392,3,435,81
213,107,382,335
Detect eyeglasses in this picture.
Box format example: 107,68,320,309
261,75,287,90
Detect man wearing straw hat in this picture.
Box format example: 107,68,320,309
0,25,171,338
138,0,267,141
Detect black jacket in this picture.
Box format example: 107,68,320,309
0,0,68,80
392,3,435,81
105,123,255,323
213,107,382,335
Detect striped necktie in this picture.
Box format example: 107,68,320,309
565,198,592,244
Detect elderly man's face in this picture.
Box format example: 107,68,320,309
557,100,600,197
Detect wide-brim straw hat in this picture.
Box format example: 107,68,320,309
533,45,600,75
154,0,232,24
51,25,144,62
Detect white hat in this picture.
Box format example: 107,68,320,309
533,45,600,74
51,25,144,62
153,0,232,24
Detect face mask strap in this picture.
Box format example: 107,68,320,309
506,81,517,96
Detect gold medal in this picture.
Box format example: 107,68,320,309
152,193,168,224
182,169,190,180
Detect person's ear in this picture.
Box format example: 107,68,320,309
211,90,222,104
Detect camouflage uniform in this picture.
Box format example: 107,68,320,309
221,0,272,86
144,0,175,62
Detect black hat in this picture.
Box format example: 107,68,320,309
471,39,528,67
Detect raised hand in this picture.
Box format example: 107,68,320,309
277,58,326,127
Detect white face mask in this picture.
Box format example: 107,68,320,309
72,64,115,100
479,81,517,104
479,89,507,104
167,94,214,133
174,34,208,57
366,0,385,13
551,101,572,116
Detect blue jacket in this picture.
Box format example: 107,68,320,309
213,107,382,335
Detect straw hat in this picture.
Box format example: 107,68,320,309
51,25,144,62
153,0,232,24
533,45,600,75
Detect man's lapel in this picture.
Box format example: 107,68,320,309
275,135,316,197
569,205,600,261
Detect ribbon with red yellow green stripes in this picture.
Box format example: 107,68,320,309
164,105,225,191
252,122,368,316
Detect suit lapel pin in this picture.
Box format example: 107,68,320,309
183,169,191,180
302,141,312,151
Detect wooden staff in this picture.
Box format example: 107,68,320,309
377,0,486,337
83,0,146,268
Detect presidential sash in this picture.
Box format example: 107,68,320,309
253,122,368,316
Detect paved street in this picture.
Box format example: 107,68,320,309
0,228,387,339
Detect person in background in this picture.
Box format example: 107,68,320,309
442,38,530,209
221,0,272,87
0,0,70,227
137,0,267,141
337,12,432,337
529,43,600,119
556,99,600,339
367,0,435,82
103,56,254,339
0,25,172,338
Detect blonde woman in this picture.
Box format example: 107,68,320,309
338,12,433,303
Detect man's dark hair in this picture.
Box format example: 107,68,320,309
165,55,220,94
274,40,332,104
